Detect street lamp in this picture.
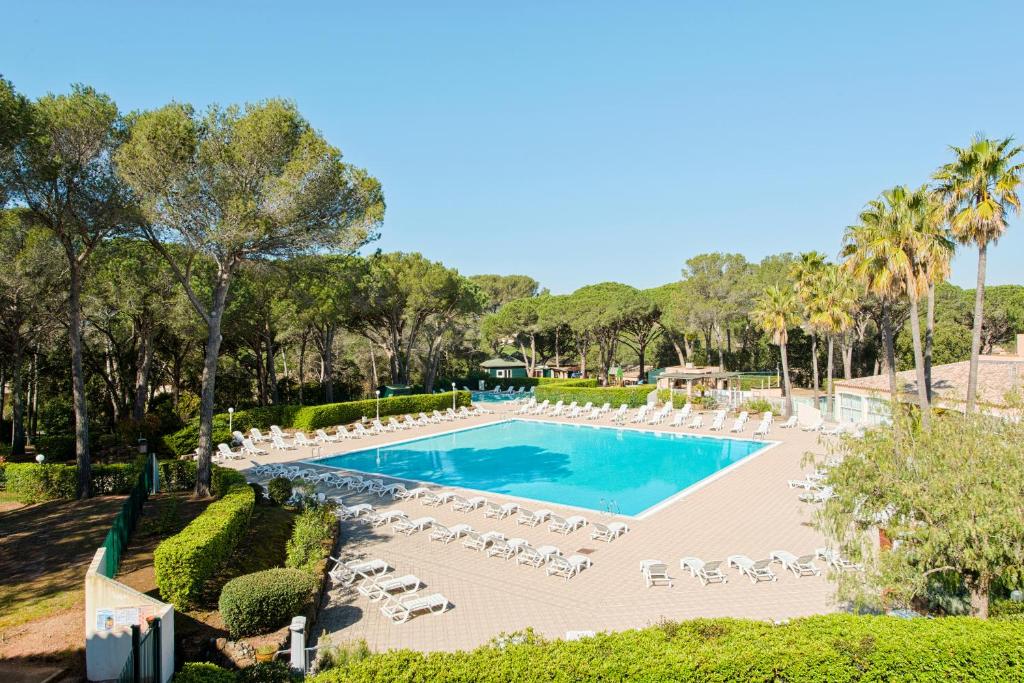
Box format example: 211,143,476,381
375,390,380,421
137,438,148,455
35,453,45,464
228,406,234,433
452,383,456,411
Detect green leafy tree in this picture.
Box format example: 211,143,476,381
10,85,138,496
117,99,383,495
790,251,828,404
934,136,1023,413
615,288,662,381
816,412,1024,618
751,285,800,418
468,274,540,313
808,264,858,417
681,253,752,369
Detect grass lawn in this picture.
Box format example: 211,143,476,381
0,495,127,671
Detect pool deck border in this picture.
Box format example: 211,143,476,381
303,417,780,520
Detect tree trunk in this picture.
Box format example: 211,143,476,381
554,327,560,368
0,364,6,443
841,338,853,379
668,333,686,366
368,339,378,392
132,326,155,421
780,341,793,419
69,261,91,497
266,332,279,405
966,244,986,413
196,279,230,497
579,339,587,377
880,301,898,402
28,353,38,440
924,282,935,402
10,339,25,455
715,326,725,370
322,326,335,403
810,333,820,405
637,342,647,383
908,296,930,428
826,337,835,419
969,574,990,619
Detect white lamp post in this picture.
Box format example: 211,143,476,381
35,453,45,464
228,406,234,432
375,390,380,421
452,383,457,411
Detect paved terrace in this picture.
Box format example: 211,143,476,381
224,402,839,652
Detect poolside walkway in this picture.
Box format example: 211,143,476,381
224,403,841,652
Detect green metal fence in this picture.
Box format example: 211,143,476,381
117,618,162,683
99,461,154,578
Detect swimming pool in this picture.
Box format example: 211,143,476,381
312,420,771,517
471,391,526,403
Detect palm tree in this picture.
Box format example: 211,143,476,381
809,264,857,419
790,252,827,408
844,185,948,428
933,135,1023,413
915,193,955,400
752,285,801,419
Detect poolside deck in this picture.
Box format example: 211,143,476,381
225,403,839,653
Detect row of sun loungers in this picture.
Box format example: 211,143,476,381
329,556,450,623
641,546,860,588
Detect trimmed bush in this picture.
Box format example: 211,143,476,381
156,460,247,496
175,662,237,683
33,434,78,461
290,392,471,433
308,614,1024,682
534,384,652,408
237,661,294,683
162,393,471,455
154,483,255,609
267,476,292,506
285,505,335,572
219,568,318,638
1,462,142,503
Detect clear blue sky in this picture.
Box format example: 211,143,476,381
4,2,1022,293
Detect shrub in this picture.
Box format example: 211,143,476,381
285,505,335,572
33,434,77,461
219,568,317,638
161,394,469,456
0,463,6,490
91,463,143,495
534,384,652,408
154,483,255,609
267,476,293,506
158,459,198,492
308,614,1024,682
693,395,718,409
3,463,78,502
175,662,237,683
290,392,470,433
237,661,295,683
739,398,774,415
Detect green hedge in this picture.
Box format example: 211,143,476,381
309,614,1024,682
162,393,471,455
156,460,248,496
175,662,237,683
219,568,318,639
154,482,255,609
0,462,141,503
534,384,652,408
451,377,596,391
290,392,471,432
285,505,335,573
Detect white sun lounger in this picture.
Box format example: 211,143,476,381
241,438,268,456
516,508,553,526
687,415,703,429
641,559,672,587
546,554,592,581
392,516,435,535
250,427,272,443
548,514,587,534
315,428,340,443
770,550,822,577
727,554,777,583
357,573,422,601
753,419,771,438
483,502,519,519
815,547,864,571
337,503,374,520
778,415,798,429
462,530,505,552
452,495,487,512
271,434,295,451
422,491,458,507
610,405,629,423
590,521,629,542
680,557,728,585
380,592,449,624
486,537,529,560
367,509,408,527
328,557,389,585
429,522,474,543
394,486,431,500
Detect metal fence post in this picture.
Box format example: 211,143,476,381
151,617,162,683
131,624,141,683
289,616,307,672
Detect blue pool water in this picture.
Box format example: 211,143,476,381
471,391,526,402
313,420,767,516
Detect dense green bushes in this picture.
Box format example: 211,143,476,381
534,384,652,408
154,482,255,608
267,476,293,506
289,392,470,432
285,505,335,573
309,614,1024,682
219,568,317,639
162,393,470,455
0,462,141,503
156,460,247,496
175,662,238,683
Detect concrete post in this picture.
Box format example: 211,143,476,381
289,616,306,672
